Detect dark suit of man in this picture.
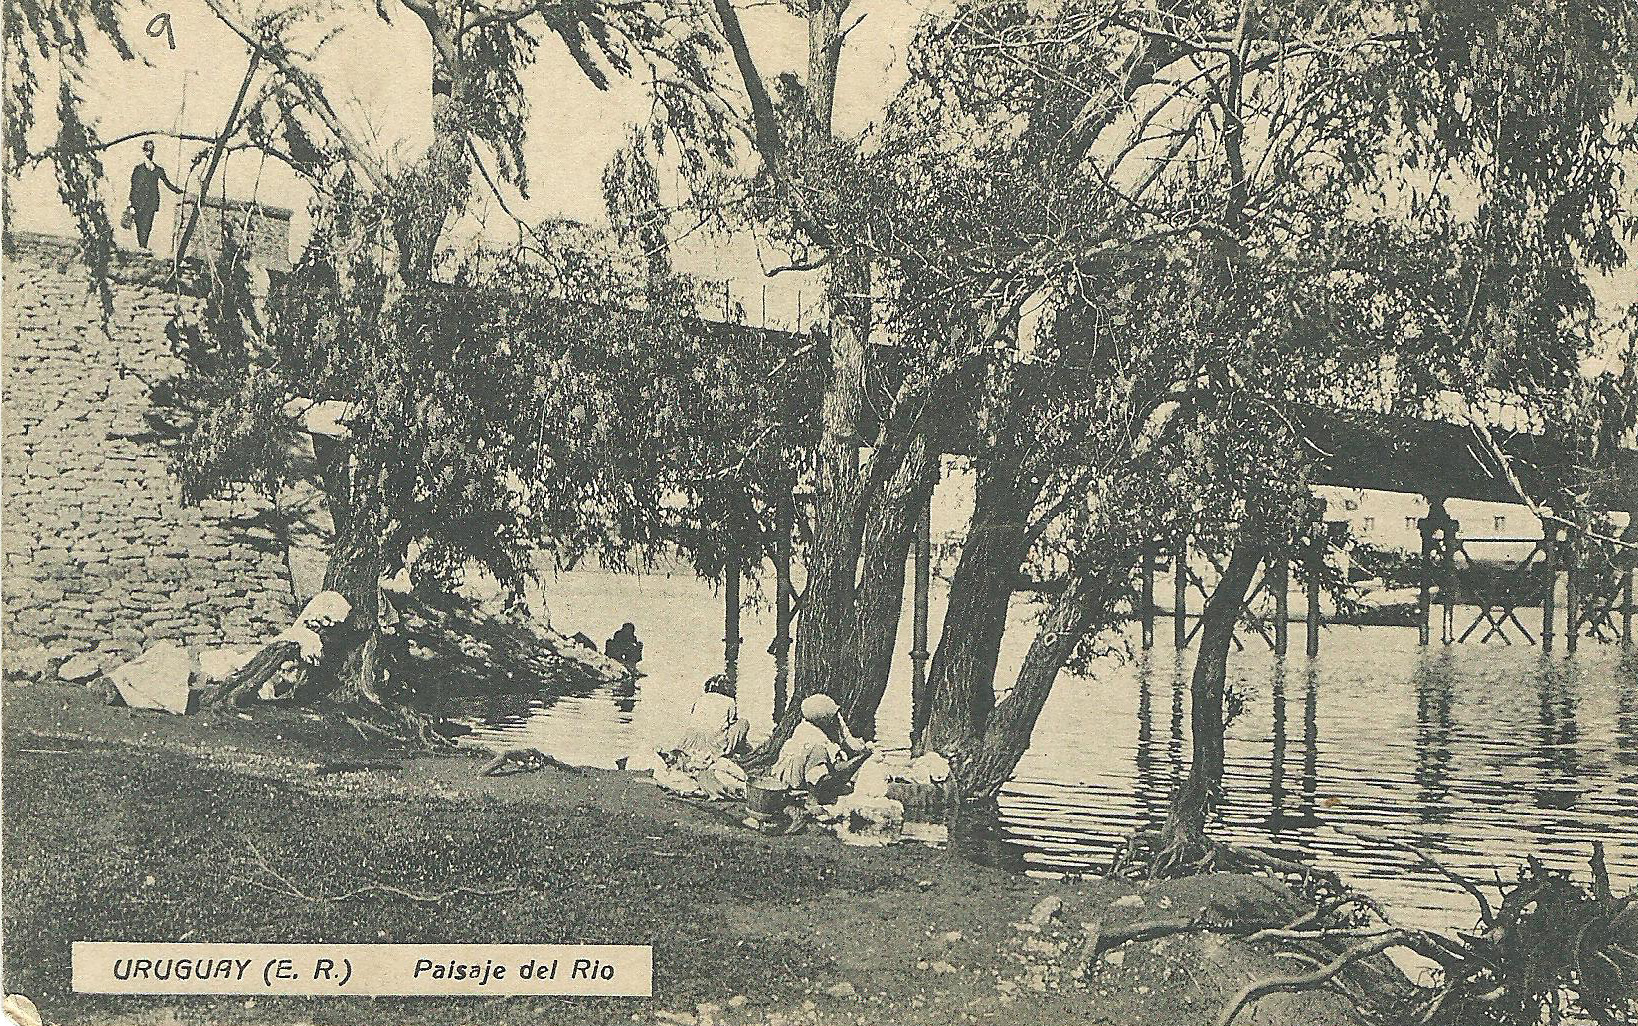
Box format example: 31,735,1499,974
129,158,179,248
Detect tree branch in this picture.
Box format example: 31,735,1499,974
200,0,391,190
711,0,781,164
1216,935,1400,1026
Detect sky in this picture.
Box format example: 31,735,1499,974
6,0,1633,338
5,0,939,332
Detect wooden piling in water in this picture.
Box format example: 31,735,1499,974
1272,553,1288,657
1565,528,1580,655
1306,541,1321,658
1174,537,1188,649
1417,517,1434,647
1618,560,1631,645
910,497,932,730
1141,544,1156,650
1305,499,1325,658
1622,563,1633,646
1542,528,1557,655
1440,519,1459,645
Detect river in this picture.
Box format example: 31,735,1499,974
450,567,1638,934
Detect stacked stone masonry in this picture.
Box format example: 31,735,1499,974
174,197,293,285
2,232,297,671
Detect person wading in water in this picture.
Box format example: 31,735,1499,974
126,140,180,250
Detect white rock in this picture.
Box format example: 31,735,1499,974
1029,895,1063,926
58,653,102,682
4,993,42,1026
107,643,191,714
907,751,952,784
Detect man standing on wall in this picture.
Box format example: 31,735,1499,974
126,140,180,250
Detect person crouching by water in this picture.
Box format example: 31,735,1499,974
604,622,643,669
676,673,750,765
773,694,873,805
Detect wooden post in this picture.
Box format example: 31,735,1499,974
1622,562,1633,646
1141,544,1156,650
724,544,741,681
910,496,933,740
1306,500,1326,658
1306,540,1322,658
1272,553,1289,657
1173,536,1188,649
773,490,794,721
1440,519,1459,645
1564,528,1580,655
1417,516,1434,647
1542,528,1557,655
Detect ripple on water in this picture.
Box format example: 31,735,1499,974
451,570,1638,932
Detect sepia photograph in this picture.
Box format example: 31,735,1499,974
1,0,1635,1024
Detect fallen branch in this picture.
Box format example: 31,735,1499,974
1331,825,1496,928
1217,935,1401,1026
478,746,583,777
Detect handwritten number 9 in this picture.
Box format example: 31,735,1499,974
146,13,175,50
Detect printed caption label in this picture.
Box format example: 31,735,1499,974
73,943,652,996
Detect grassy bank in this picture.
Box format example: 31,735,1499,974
3,680,1376,1026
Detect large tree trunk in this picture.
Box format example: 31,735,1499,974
748,434,926,762
1154,537,1264,869
954,560,1125,796
308,435,390,707
840,437,934,738
791,250,870,692
918,460,1039,756
320,528,388,705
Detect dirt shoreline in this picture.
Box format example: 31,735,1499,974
3,679,1389,1026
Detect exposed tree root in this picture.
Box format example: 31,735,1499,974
1217,935,1402,1026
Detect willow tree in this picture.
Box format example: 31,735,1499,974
5,0,769,711
3,0,133,311
614,0,1637,826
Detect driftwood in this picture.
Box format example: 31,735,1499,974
477,746,583,777
199,639,304,708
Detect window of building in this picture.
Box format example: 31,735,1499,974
1405,516,1418,530
1494,515,1507,532
1361,517,1375,533
1343,499,1360,511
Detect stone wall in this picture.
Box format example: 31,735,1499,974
2,231,297,672
173,196,293,291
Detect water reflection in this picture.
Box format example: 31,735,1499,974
1414,655,1454,824
1268,666,1286,833
451,569,1638,933
1299,668,1319,828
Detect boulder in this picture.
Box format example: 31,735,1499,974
3,646,53,683
1029,895,1064,926
106,642,192,714
58,653,102,683
832,796,905,847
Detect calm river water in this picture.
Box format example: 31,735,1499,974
451,568,1638,933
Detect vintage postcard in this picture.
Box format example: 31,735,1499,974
2,1,1635,1024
